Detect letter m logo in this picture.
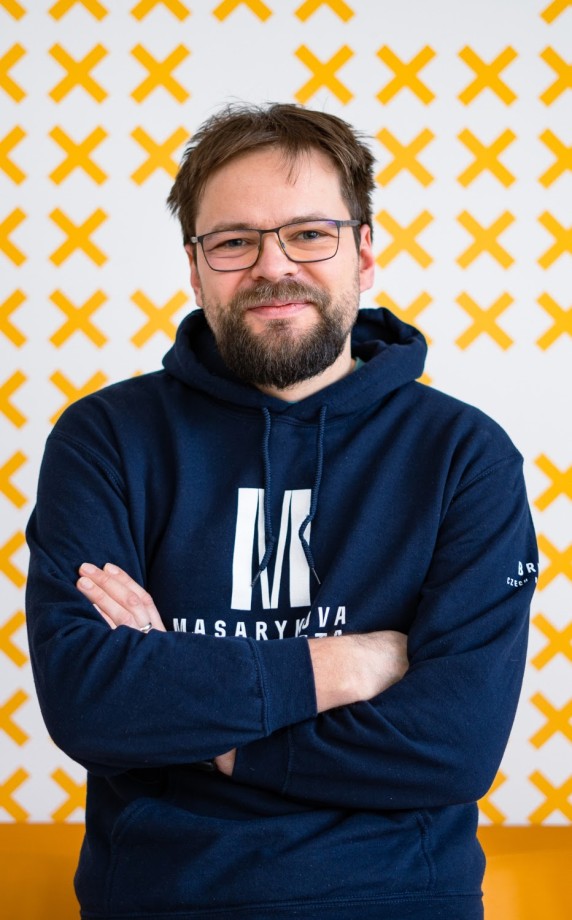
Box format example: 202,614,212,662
231,488,312,611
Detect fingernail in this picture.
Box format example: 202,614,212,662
104,563,119,574
80,562,95,574
78,577,93,589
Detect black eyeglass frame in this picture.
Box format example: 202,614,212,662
189,219,361,272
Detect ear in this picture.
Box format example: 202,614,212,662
185,244,203,308
357,224,375,294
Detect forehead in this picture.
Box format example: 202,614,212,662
195,146,348,231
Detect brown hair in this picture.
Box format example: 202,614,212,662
166,103,375,244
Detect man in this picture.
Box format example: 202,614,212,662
26,103,537,920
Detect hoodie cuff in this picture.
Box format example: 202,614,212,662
252,636,317,734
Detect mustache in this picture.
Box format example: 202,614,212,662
229,280,331,312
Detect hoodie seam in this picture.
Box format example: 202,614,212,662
48,430,125,493
452,453,521,502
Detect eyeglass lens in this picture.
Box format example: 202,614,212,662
201,220,340,269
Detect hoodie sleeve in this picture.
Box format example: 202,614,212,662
232,453,537,810
25,408,317,775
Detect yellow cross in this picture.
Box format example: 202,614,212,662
0,126,26,183
0,611,27,667
131,290,187,347
455,292,513,350
0,43,26,102
457,128,515,187
51,768,86,822
537,535,572,590
478,771,507,825
295,0,353,21
213,0,272,20
0,371,27,428
0,207,26,265
0,531,26,588
541,0,572,22
537,293,572,349
458,46,517,105
49,208,107,266
539,129,572,186
49,43,108,103
131,0,190,19
375,291,432,344
49,126,107,184
531,613,572,669
0,689,28,746
456,211,514,268
49,0,107,18
0,768,29,821
131,44,190,102
530,693,572,748
376,210,433,268
376,128,434,186
540,47,572,105
376,46,435,105
131,126,188,184
295,45,353,105
535,454,572,509
49,370,108,424
529,771,572,823
50,290,108,347
0,290,26,347
538,211,572,267
1,0,26,19
0,451,27,508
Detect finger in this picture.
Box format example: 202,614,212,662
76,574,137,628
77,563,165,631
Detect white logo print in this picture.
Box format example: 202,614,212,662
231,488,312,611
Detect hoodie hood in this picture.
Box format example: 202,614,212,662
162,307,427,420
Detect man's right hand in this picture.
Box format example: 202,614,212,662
308,631,408,713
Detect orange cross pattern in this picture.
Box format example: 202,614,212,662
1,0,26,19
295,45,353,105
49,0,107,17
213,0,272,20
534,454,572,509
49,208,107,266
539,130,572,186
375,291,432,344
50,290,108,347
0,531,26,588
131,0,190,19
0,207,26,265
295,0,353,21
458,46,517,105
0,689,29,746
0,126,26,183
376,46,435,105
49,43,108,103
0,290,26,347
49,126,108,185
531,613,572,669
131,44,190,103
0,43,26,101
538,212,572,268
530,693,572,748
540,47,572,105
536,293,572,349
537,535,572,590
455,292,514,350
51,768,87,822
0,371,27,428
49,370,108,424
541,0,572,21
131,126,188,184
0,611,28,668
376,128,434,187
528,772,572,823
131,290,187,347
456,211,514,268
478,771,507,825
0,768,29,822
376,211,433,268
457,128,516,187
0,450,27,508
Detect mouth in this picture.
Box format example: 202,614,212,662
246,300,312,318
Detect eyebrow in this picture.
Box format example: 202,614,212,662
203,214,336,234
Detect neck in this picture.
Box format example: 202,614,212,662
255,340,355,402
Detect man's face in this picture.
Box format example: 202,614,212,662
186,146,374,391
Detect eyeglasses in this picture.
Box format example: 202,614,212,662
190,219,361,272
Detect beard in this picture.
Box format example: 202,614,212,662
202,278,360,391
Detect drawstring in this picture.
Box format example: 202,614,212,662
298,405,326,586
251,408,276,588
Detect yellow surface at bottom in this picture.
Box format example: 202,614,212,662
0,824,570,919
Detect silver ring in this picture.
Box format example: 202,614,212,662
139,622,153,634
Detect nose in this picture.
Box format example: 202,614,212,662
249,230,299,282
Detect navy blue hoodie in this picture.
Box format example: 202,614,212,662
26,308,537,920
